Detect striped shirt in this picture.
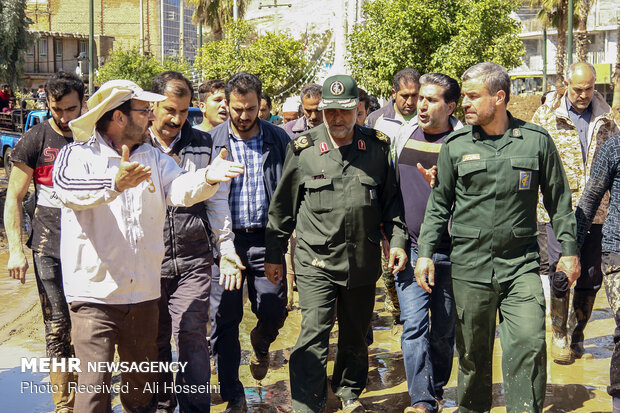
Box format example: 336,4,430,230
228,124,268,229
576,134,620,253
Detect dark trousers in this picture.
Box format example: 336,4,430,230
32,252,75,411
209,230,288,402
603,253,620,397
156,268,212,413
546,223,603,291
69,300,159,413
290,272,375,413
32,252,73,359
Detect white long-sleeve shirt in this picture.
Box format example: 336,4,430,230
53,132,218,304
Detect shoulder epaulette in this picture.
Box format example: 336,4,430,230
292,133,314,153
445,125,473,143
374,130,390,144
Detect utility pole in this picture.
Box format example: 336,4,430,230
567,0,574,67
140,0,144,54
542,27,547,92
89,0,94,95
180,2,185,58
233,0,238,20
258,1,292,33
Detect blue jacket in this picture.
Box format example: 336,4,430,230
209,118,292,206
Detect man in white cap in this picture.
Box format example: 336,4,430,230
281,96,301,124
52,79,244,413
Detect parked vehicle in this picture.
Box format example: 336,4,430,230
0,109,49,175
187,107,203,127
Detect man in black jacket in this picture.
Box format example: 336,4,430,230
150,71,244,413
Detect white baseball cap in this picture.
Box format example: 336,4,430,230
69,79,167,142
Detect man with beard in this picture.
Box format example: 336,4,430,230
53,79,244,413
149,71,244,413
394,73,463,413
208,72,291,413
259,93,283,125
265,75,408,413
414,62,580,413
195,79,228,132
284,83,323,138
5,71,84,413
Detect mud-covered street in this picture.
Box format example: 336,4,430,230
0,167,616,412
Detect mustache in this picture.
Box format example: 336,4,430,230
165,121,182,128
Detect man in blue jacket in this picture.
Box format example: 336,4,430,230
209,72,291,413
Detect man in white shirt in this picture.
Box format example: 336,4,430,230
53,79,244,412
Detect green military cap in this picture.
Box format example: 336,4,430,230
318,75,359,111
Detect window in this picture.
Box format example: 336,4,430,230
79,40,88,55
39,38,48,57
55,39,63,59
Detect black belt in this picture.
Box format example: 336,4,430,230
234,227,265,233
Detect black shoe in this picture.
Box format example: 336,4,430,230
249,350,270,380
223,397,248,413
341,398,365,413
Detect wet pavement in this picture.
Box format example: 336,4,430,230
0,264,615,412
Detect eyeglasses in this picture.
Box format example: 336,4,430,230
130,107,153,115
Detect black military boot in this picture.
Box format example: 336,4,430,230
550,294,573,363
568,290,597,359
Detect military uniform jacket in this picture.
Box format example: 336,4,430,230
417,115,578,283
265,123,408,288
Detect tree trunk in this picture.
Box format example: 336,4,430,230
576,0,590,62
555,1,567,88
612,23,620,112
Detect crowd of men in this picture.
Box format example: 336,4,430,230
4,59,620,413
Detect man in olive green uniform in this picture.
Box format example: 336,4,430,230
414,62,581,413
265,75,408,413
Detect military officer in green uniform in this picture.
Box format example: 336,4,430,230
414,62,581,413
265,75,408,413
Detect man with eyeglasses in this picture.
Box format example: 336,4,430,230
53,79,244,413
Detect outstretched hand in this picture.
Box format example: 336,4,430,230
206,148,245,184
115,145,151,192
417,163,437,188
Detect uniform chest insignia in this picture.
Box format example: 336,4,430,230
512,129,522,137
375,131,389,143
519,171,532,190
357,139,366,151
292,135,313,153
319,142,329,154
462,153,481,162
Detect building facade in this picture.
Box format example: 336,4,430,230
26,0,200,63
23,30,114,89
510,0,619,103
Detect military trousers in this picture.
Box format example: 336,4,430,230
452,272,546,413
290,271,375,413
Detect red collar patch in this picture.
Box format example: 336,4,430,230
357,139,366,151
319,142,329,154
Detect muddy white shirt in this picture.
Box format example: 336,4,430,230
53,132,218,304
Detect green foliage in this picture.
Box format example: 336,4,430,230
96,47,191,90
347,0,525,97
194,21,309,96
0,0,34,87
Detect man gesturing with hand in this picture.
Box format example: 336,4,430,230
53,79,243,413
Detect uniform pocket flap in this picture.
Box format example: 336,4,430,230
450,223,481,239
358,175,378,187
304,178,333,189
512,226,538,238
457,160,486,176
302,232,329,246
510,157,539,170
